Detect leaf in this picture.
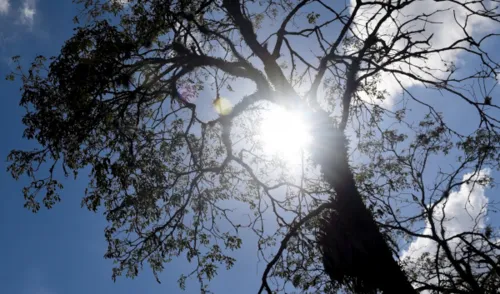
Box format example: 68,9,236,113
5,73,15,81
307,12,320,24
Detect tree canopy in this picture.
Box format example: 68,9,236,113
7,0,500,293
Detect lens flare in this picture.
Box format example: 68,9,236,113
213,97,232,115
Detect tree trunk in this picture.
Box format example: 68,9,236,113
312,119,416,294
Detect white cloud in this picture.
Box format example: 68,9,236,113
20,0,36,26
403,170,489,258
0,0,9,14
350,0,499,105
401,169,491,289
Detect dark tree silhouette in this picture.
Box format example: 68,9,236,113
7,0,500,293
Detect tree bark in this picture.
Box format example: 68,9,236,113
312,116,417,294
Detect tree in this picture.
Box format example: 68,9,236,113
7,0,500,293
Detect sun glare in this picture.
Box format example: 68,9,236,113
259,106,312,164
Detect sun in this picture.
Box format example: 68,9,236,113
259,105,312,164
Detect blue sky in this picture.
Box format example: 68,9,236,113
1,0,500,293
0,1,262,293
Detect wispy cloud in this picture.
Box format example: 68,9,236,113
19,0,36,26
0,0,9,14
32,287,56,294
22,267,56,294
112,0,129,5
